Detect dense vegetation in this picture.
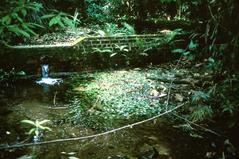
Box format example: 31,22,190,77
0,0,238,158
1,0,239,68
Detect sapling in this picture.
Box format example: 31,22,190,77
21,119,52,142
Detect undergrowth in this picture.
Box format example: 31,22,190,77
65,68,170,130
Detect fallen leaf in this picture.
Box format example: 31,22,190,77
175,93,184,102
149,89,167,98
149,89,160,97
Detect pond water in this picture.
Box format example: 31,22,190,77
0,75,227,159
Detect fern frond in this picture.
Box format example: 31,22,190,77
190,105,213,122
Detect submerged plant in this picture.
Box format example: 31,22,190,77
21,119,51,142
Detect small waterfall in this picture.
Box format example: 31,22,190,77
41,64,49,78
36,64,62,86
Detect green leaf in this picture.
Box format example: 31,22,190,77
8,26,30,38
11,13,24,23
22,23,37,36
28,23,45,29
208,57,215,63
1,15,11,25
183,51,191,56
41,14,55,19
16,71,26,76
123,22,135,34
44,127,52,131
49,16,60,27
191,105,213,122
38,119,51,125
0,27,3,35
57,19,65,28
192,91,209,103
28,128,36,135
38,125,52,131
21,9,27,17
172,48,185,53
62,17,74,27
21,120,36,126
188,40,198,50
27,3,42,12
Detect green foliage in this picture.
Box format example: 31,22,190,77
221,100,235,115
187,90,213,122
172,38,199,61
0,0,81,43
98,22,135,36
0,69,9,82
85,0,109,23
208,79,238,117
66,69,165,129
190,105,213,122
192,91,209,104
21,119,51,139
0,0,43,42
122,22,135,34
206,57,222,73
41,10,80,29
0,68,25,84
196,0,238,70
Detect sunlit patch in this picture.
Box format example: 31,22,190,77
36,77,63,85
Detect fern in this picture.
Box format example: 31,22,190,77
174,123,194,132
190,105,213,122
192,91,210,104
221,101,235,115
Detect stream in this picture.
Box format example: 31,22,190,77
0,73,230,159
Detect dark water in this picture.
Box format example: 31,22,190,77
0,79,234,159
